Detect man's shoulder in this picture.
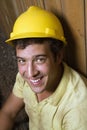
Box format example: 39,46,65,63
14,72,27,88
63,62,87,87
16,72,24,82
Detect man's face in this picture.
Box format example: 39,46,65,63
16,42,62,95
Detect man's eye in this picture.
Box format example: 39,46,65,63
35,57,46,64
17,59,26,65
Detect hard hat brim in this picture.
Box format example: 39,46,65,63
6,32,67,45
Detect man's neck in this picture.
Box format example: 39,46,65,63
36,91,53,102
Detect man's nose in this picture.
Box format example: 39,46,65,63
27,62,38,77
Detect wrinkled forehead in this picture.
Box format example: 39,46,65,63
16,42,52,59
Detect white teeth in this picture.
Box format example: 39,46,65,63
30,79,40,83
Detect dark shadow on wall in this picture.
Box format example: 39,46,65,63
51,8,80,73
0,30,29,130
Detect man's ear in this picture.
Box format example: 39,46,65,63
57,48,64,64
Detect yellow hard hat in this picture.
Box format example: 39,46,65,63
6,6,66,45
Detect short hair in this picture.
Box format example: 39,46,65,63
13,38,64,60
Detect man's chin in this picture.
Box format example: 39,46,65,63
30,86,45,94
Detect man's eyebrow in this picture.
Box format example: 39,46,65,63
16,56,24,59
16,55,47,60
35,54,47,57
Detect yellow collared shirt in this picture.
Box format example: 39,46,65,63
13,63,87,130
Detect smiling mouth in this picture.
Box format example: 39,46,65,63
29,76,43,85
30,78,41,83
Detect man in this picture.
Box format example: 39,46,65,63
0,5,87,130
